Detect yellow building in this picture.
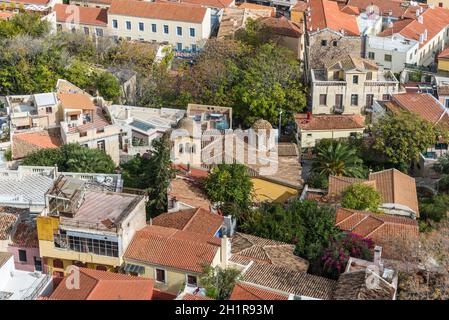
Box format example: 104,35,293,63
37,176,146,277
123,225,227,295
251,177,299,203
290,1,308,24
438,47,449,72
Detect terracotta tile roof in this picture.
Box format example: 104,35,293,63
152,208,223,236
169,177,211,210
336,207,419,242
67,106,111,134
55,4,108,26
307,0,360,36
0,252,13,269
295,114,365,131
152,289,176,300
241,262,337,300
0,212,18,240
173,164,209,179
324,54,379,71
368,169,419,216
12,129,62,159
390,93,449,125
109,0,207,24
50,268,154,300
340,5,360,15
259,16,303,38
327,176,368,199
12,0,51,5
11,221,39,248
230,282,289,300
334,269,396,300
438,47,449,59
231,233,309,272
378,7,449,48
58,93,95,110
0,11,14,20
124,225,220,273
347,0,424,18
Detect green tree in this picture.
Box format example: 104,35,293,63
145,134,175,219
433,153,449,174
120,154,153,189
372,112,437,170
22,143,115,173
0,12,50,38
203,164,253,217
311,140,365,178
199,265,241,300
95,71,121,101
419,194,449,224
64,59,94,90
341,183,383,212
306,172,329,189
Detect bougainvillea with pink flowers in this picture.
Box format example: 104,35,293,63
314,233,374,279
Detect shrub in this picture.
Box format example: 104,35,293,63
341,183,382,211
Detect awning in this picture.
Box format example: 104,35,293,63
67,111,81,116
124,263,145,274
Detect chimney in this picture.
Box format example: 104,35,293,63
221,236,231,268
125,107,131,120
424,29,428,40
418,15,423,24
306,111,312,121
374,246,384,273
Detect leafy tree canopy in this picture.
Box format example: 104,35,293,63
199,265,241,300
341,183,383,212
0,12,50,39
22,143,116,173
95,71,121,102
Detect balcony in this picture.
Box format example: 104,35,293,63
333,105,345,114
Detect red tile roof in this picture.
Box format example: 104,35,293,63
109,0,207,24
295,114,365,131
169,177,211,209
152,208,223,236
182,293,215,300
347,0,425,18
378,7,449,48
58,93,95,110
124,225,220,273
177,0,234,9
67,106,111,134
11,221,39,248
12,129,62,159
259,16,303,38
49,268,154,300
230,282,289,300
239,2,276,16
335,208,419,258
0,212,18,240
55,4,108,26
307,0,360,36
391,93,448,124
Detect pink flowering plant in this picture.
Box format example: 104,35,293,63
318,233,374,279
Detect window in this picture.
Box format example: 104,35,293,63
179,144,184,154
368,52,375,60
139,22,144,31
435,143,448,150
366,71,373,80
70,115,78,121
351,94,359,106
176,43,182,51
191,144,196,154
177,26,182,36
34,257,42,272
126,21,131,30
192,44,197,52
384,54,392,62
97,140,105,151
307,133,312,137
112,19,118,29
46,106,52,114
84,27,89,35
335,94,343,107
353,75,359,84
445,99,449,108
319,94,327,105
67,235,119,257
321,40,327,46
152,24,157,32
96,28,103,37
18,250,27,263
410,53,413,60
53,259,64,269
333,71,340,80
382,94,390,101
439,2,443,7
163,25,169,34
187,275,197,287
332,40,338,46
190,27,195,37
156,269,166,283
96,265,107,271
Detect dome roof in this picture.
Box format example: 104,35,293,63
177,117,194,132
251,119,273,130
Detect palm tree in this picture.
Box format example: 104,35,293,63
311,141,365,178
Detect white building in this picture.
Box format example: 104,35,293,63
0,252,52,300
310,54,399,115
107,0,211,52
367,6,449,71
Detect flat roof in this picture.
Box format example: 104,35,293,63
368,35,417,53
0,174,54,207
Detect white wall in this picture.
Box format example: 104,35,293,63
0,255,14,291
